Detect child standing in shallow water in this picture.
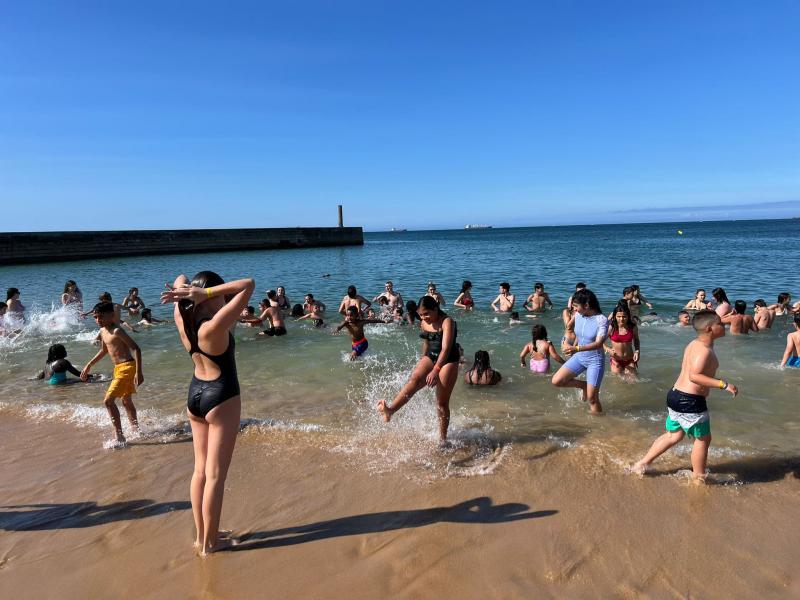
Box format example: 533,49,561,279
632,310,738,482
520,325,564,373
81,302,144,446
335,306,385,360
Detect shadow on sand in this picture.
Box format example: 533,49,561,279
0,499,190,531
649,455,800,485
229,496,556,552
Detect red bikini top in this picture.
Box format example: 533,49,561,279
609,329,634,343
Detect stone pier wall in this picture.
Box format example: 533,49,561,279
0,227,363,265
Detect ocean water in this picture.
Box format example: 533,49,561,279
1,219,798,474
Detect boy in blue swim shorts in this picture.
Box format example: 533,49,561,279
780,314,800,368
633,310,738,482
335,306,386,361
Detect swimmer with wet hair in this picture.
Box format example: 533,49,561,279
139,308,165,327
37,344,86,384
677,310,691,326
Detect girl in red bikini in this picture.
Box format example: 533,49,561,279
605,301,640,376
453,280,474,310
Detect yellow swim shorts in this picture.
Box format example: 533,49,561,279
107,360,137,397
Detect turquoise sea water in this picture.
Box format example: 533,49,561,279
1,219,798,472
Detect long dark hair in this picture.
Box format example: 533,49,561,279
63,280,77,294
609,301,634,333
572,289,601,314
711,287,730,304
460,280,472,294
178,271,225,350
347,285,357,299
470,350,492,381
418,294,445,318
47,344,67,363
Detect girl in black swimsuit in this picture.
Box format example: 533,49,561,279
161,271,254,556
376,295,461,443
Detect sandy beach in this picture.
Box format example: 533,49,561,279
2,413,798,599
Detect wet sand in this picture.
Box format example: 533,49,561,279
1,414,799,599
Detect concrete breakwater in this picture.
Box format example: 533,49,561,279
0,227,363,265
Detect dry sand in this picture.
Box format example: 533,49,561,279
1,414,799,599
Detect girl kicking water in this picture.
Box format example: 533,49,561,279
376,296,460,443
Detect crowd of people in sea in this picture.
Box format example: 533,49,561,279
2,275,799,554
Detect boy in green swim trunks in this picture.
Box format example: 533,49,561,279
632,310,738,482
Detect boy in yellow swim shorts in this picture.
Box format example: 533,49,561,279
81,302,144,446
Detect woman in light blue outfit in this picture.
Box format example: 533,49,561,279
551,289,608,413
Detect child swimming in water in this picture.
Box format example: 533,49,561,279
139,308,165,327
520,325,564,374
632,310,738,482
37,344,87,384
677,310,691,326
296,300,326,327
780,313,800,368
335,306,386,360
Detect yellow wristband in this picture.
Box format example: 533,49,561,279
576,345,580,352
205,287,213,299
719,379,726,389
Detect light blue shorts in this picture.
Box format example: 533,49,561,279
562,352,605,387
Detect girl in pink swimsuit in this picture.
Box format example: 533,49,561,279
520,325,564,373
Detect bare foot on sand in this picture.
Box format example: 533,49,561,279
201,535,236,556
376,399,392,422
630,461,647,475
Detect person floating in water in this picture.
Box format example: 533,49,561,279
632,310,738,482
677,310,691,327
37,344,88,384
376,296,460,443
721,300,758,335
335,306,386,360
139,308,166,327
80,302,144,446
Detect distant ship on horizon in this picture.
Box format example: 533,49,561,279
464,224,492,230
390,227,407,232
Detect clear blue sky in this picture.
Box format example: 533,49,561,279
2,1,799,231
